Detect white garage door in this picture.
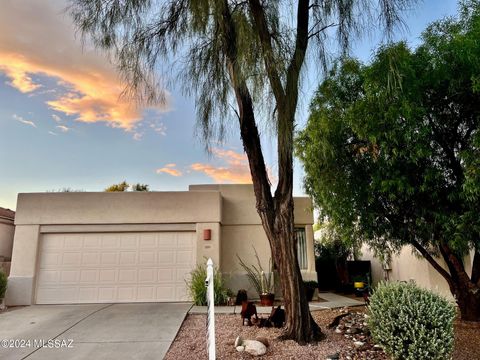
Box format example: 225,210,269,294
35,231,196,304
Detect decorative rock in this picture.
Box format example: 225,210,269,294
354,341,365,348
235,336,243,347
234,336,267,356
346,327,360,334
326,353,339,360
244,340,267,356
255,337,270,348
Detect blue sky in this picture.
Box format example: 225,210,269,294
0,0,459,210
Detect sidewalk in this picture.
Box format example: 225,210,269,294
189,292,364,314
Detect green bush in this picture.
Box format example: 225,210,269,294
0,271,7,299
368,281,455,360
186,264,231,305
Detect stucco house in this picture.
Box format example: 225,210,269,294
0,207,15,275
6,184,316,306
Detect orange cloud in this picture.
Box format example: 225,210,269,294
1,60,41,93
190,148,253,183
0,1,168,130
156,167,183,177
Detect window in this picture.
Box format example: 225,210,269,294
295,227,308,269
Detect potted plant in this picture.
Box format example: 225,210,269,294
303,280,318,301
237,248,275,306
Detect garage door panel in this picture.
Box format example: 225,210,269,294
99,269,117,282
139,234,157,248
118,287,136,301
36,231,196,304
64,235,83,249
60,270,79,283
80,269,98,282
39,252,61,268
137,286,155,301
156,286,174,301
119,251,136,265
139,251,156,264
158,250,174,265
139,268,156,282
38,269,59,284
176,250,194,264
98,287,115,301
63,252,82,265
158,269,174,282
81,252,100,266
79,287,98,301
84,237,101,248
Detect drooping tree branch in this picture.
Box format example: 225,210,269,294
247,0,285,104
275,0,311,203
219,0,274,229
439,242,477,292
410,239,454,289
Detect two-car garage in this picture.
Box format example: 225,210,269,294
35,231,196,304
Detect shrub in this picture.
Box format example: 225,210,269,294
0,271,7,299
368,281,455,360
186,263,231,306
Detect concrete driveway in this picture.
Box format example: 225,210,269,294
0,303,191,360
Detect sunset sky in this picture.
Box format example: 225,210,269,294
0,0,458,210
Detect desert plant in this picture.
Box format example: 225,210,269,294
186,263,231,306
368,281,455,360
237,247,274,296
0,271,7,299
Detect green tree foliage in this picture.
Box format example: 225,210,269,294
296,0,480,321
131,183,149,192
69,0,414,342
105,181,149,192
104,181,130,192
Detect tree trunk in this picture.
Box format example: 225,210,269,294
455,282,480,321
438,243,480,322
220,0,323,342
264,196,323,343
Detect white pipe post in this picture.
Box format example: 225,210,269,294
206,258,216,360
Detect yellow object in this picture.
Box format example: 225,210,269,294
354,282,365,289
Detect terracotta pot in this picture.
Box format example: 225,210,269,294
260,293,275,306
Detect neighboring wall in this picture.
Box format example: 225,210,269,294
0,208,15,275
190,184,317,296
361,244,475,300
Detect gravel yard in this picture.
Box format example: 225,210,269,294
165,307,480,360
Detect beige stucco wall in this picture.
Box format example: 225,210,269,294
189,184,314,225
0,220,15,260
7,185,317,304
7,191,223,305
361,244,475,301
190,184,317,297
15,191,222,225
